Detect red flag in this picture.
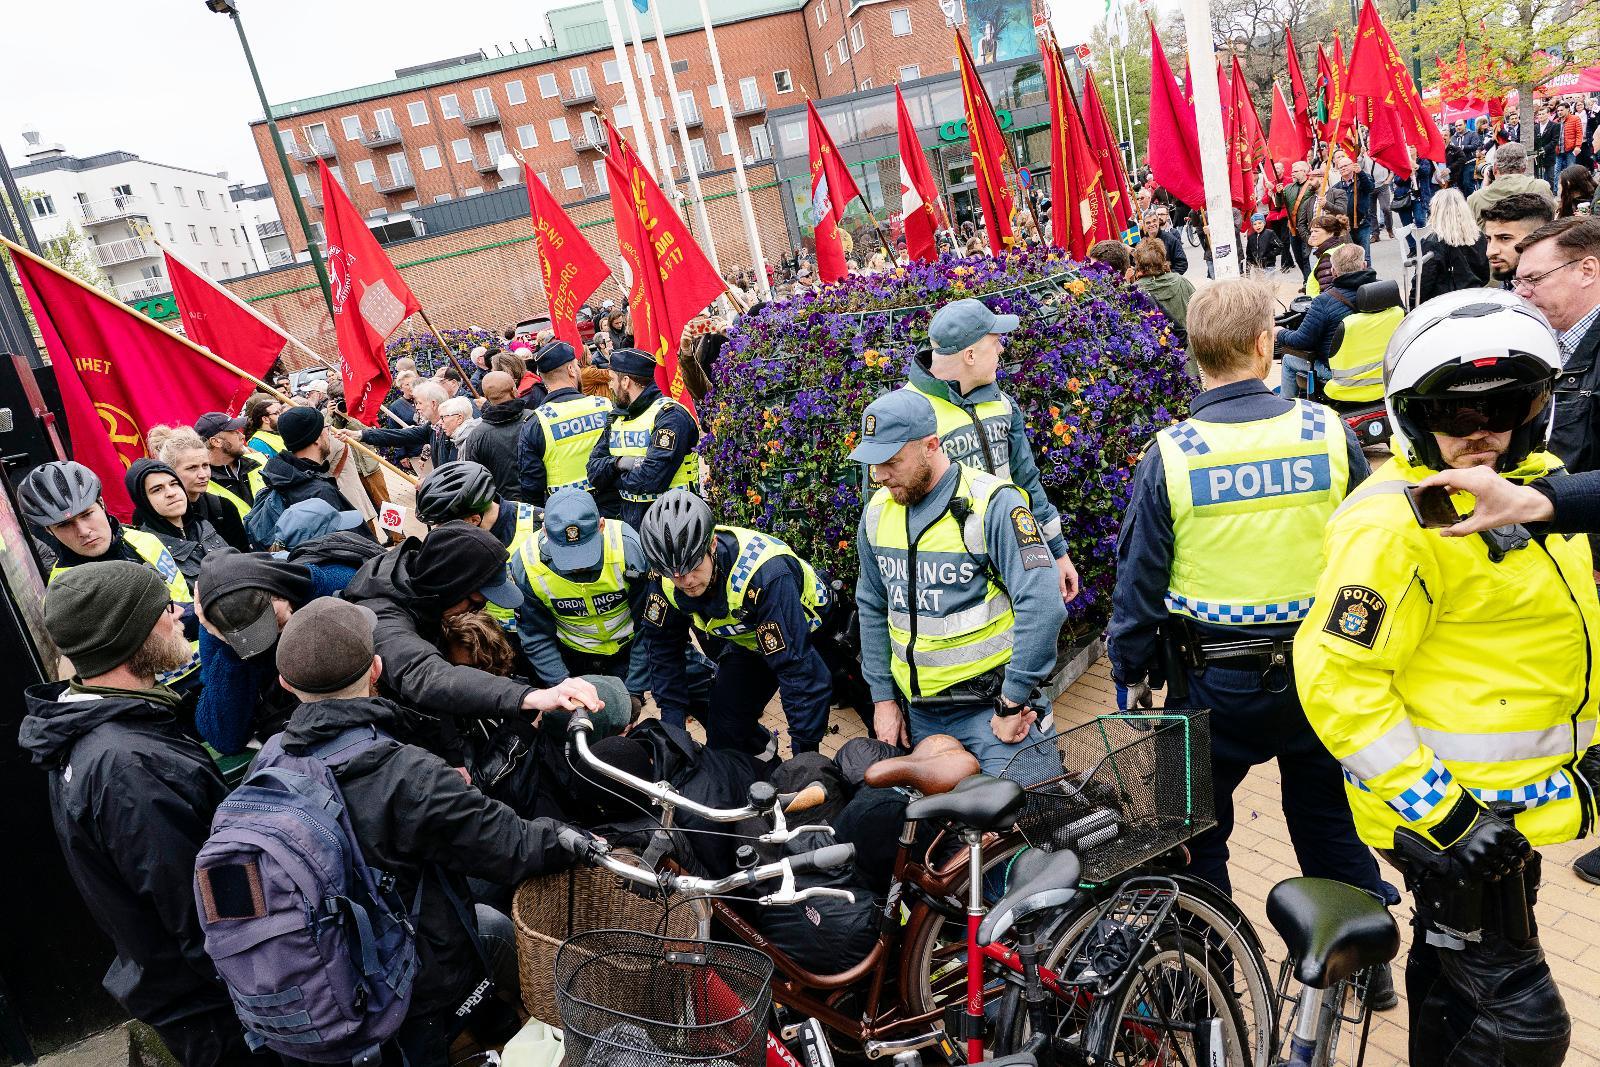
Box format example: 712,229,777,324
1268,82,1311,169
956,28,1016,253
1148,22,1205,211
807,101,865,282
7,239,258,519
1339,0,1448,163
1286,29,1311,132
165,248,287,413
318,160,420,426
1042,30,1113,256
524,166,609,351
1081,73,1136,240
1219,62,1253,215
1233,56,1274,181
604,125,724,414
895,86,944,263
1365,93,1415,178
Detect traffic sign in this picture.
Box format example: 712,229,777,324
1017,168,1033,189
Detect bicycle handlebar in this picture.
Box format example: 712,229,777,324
557,828,857,906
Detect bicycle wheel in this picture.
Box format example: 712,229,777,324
1185,222,1203,247
1082,927,1249,1066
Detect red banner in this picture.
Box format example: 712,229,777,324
318,160,420,426
1080,72,1135,241
1148,22,1205,211
1339,0,1447,163
807,101,864,282
896,86,944,263
956,28,1015,254
1286,28,1311,134
525,166,610,351
603,125,725,415
1043,30,1112,257
1269,82,1311,170
8,240,254,519
165,249,288,414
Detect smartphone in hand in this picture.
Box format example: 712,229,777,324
1406,484,1461,529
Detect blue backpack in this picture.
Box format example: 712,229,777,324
243,486,286,550
194,726,418,1065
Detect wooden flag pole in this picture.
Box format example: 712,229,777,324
417,309,484,400
1,237,417,485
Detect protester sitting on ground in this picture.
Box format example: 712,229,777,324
1559,163,1597,218
269,597,583,1065
159,427,252,551
1306,213,1352,296
1087,239,1132,275
1418,188,1492,301
1131,238,1196,350
460,371,527,502
258,407,372,526
1466,141,1555,224
1276,243,1375,398
124,459,230,581
242,393,284,461
1481,192,1558,285
19,562,250,1067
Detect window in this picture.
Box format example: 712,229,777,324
571,67,593,97
506,79,527,105
773,69,793,93
890,7,912,34
401,199,421,210
342,115,364,140
388,154,410,182
149,182,163,203
603,59,623,84
517,123,539,149
718,132,733,156
473,87,495,116
615,104,633,127
898,64,920,82
175,186,188,206
836,38,848,63
310,222,325,245
164,222,175,241
210,226,221,243
485,131,507,160
202,261,211,274
463,186,483,196
594,160,609,192
562,165,583,190
278,128,297,152
739,76,761,109
198,188,210,208
690,138,711,173
374,108,398,136
549,117,571,142
824,50,833,76
452,138,473,163
859,78,872,89
815,0,827,27
419,145,442,170
708,84,723,109
434,193,454,203
355,159,376,184
232,229,240,244
537,172,550,190
440,94,461,119
750,125,771,159
329,165,345,188
408,100,430,126
538,73,559,97
677,89,698,123
29,194,55,218
221,262,230,275
188,224,200,243
850,23,864,52
582,112,604,143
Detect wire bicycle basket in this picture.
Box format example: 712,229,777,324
555,929,775,1067
1000,710,1215,883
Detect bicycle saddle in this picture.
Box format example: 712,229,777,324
977,847,1081,946
862,734,979,795
1266,877,1399,990
904,773,1025,833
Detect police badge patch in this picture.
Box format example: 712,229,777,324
756,620,786,655
653,426,677,451
565,524,582,543
1322,586,1387,649
645,592,669,625
864,413,877,436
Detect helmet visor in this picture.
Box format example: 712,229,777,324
1402,381,1552,439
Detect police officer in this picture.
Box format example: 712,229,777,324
516,341,613,507
852,390,1067,772
638,489,832,756
912,298,1080,603
1296,289,1594,1066
19,461,200,689
414,461,542,632
587,348,700,531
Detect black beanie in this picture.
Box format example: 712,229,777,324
45,561,173,678
278,407,324,452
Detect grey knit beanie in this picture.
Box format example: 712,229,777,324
45,561,172,678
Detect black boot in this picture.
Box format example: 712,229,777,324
1362,961,1399,1012
1574,845,1600,885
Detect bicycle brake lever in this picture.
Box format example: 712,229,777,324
757,823,836,845
761,886,858,906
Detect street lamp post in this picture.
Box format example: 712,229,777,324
206,0,336,323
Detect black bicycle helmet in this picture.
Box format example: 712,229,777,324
640,488,715,576
414,461,497,526
19,460,102,529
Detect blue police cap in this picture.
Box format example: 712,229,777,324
609,348,658,378
848,388,938,465
535,341,577,373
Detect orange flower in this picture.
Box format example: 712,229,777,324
1067,378,1082,393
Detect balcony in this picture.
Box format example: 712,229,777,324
257,219,286,240
671,110,704,131
572,131,602,152
733,94,767,117
115,277,168,302
301,188,323,208
292,137,338,163
79,193,147,226
93,237,161,268
361,126,403,149
560,88,597,107
463,104,501,128
376,170,416,194
473,153,504,174
265,248,297,268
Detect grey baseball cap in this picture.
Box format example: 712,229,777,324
542,488,604,572
928,298,1020,356
848,389,938,465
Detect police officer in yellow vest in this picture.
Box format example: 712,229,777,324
853,390,1068,773
1106,281,1397,972
195,411,266,518
19,461,200,690
911,298,1081,603
639,489,832,756
516,341,614,507
243,394,285,462
1296,290,1596,1066
587,348,700,532
511,488,650,704
413,461,542,635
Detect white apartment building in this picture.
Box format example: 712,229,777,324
228,181,294,270
13,127,268,303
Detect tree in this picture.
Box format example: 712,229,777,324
2,186,111,340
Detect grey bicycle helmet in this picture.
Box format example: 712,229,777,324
640,489,715,576
19,461,102,529
414,461,497,525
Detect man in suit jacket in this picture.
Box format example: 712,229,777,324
1514,216,1600,475
1535,105,1561,189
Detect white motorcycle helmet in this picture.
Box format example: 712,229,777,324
1383,289,1562,472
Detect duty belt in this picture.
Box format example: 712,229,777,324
1198,636,1293,694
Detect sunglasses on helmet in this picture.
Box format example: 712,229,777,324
1402,381,1551,439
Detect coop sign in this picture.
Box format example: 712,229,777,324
938,108,1015,143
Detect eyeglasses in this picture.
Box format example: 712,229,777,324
1512,257,1588,292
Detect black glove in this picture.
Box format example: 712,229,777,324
1447,803,1532,881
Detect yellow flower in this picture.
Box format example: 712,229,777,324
1065,279,1089,295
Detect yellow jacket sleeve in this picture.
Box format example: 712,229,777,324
1293,512,1474,849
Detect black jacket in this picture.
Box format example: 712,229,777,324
1536,120,1562,169
341,541,533,755
191,491,252,552
1550,315,1600,475
209,455,262,506
261,450,352,513
17,684,231,1026
1245,228,1281,268
360,423,457,467
1418,233,1491,303
1157,226,1189,276
461,399,527,503
276,697,567,1016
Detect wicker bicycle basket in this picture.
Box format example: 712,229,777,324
999,710,1215,884
511,853,709,1024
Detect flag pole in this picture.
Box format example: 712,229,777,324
415,310,484,400
1,236,417,485
601,0,657,180
1179,0,1242,278
1118,49,1140,171
624,0,680,190
647,1,723,275
695,0,771,298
